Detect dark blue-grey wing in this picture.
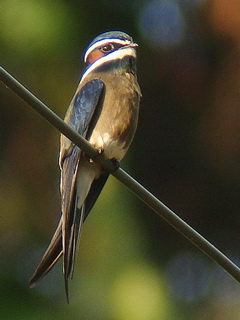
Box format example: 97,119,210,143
69,79,105,137
29,80,105,292
62,79,105,299
59,79,105,167
60,78,105,247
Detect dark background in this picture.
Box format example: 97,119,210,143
1,0,240,319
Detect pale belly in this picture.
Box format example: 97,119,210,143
89,130,127,161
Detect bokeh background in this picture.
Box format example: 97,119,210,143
1,0,240,319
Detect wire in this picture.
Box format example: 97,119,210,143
1,65,240,284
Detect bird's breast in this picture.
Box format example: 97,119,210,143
88,72,141,161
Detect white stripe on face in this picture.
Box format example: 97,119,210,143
81,46,136,83
84,38,131,63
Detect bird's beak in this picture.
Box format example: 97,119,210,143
130,42,138,48
123,42,138,49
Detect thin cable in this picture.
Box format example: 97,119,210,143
1,66,240,283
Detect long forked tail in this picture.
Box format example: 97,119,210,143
62,172,109,301
29,172,109,301
29,218,63,288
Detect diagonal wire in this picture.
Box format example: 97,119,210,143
1,66,240,283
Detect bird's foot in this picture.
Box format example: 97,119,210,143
110,158,120,171
89,148,104,163
89,150,120,173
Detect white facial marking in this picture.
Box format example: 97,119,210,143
84,38,131,63
81,46,136,83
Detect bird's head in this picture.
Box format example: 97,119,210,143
82,31,138,80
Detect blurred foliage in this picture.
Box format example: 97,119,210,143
1,0,240,319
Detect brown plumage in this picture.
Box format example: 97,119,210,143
29,31,141,301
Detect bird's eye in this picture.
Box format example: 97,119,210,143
100,44,114,53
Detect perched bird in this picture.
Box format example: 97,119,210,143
29,31,141,299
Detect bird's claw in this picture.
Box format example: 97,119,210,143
111,159,120,171
89,151,119,172
89,148,104,163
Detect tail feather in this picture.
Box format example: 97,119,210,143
69,205,84,279
64,172,109,279
63,203,84,302
29,218,63,288
29,172,109,301
84,173,109,220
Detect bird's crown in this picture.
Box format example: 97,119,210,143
87,31,133,50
